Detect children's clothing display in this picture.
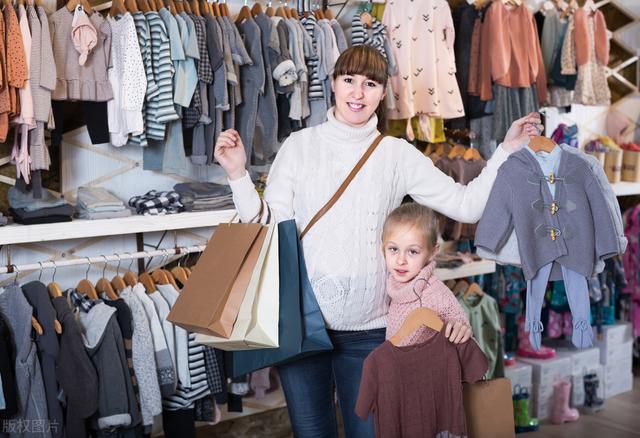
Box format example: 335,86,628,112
386,262,470,346
476,146,620,349
355,331,488,438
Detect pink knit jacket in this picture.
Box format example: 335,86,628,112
386,261,470,347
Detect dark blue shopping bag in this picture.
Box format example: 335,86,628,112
228,219,333,377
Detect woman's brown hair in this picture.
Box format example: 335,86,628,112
333,45,389,131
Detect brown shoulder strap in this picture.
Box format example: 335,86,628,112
300,134,386,240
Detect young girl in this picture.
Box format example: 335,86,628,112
383,203,473,346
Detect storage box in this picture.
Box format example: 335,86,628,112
604,372,633,399
604,354,633,382
518,356,572,388
622,150,640,182
605,149,623,183
599,340,633,365
555,347,600,375
505,361,533,393
593,322,633,348
531,383,554,419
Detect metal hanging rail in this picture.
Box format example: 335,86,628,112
0,245,205,275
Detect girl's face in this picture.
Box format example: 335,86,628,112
331,74,386,128
383,225,436,283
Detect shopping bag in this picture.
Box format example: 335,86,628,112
227,219,333,377
167,222,267,337
463,378,515,438
195,222,279,350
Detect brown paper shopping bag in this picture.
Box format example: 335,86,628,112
463,378,515,438
168,222,267,337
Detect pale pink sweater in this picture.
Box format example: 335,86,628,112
386,261,470,347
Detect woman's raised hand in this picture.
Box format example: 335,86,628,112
502,112,544,153
214,129,247,180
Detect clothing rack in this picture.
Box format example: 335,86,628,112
0,245,205,274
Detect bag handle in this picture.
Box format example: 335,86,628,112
300,134,386,240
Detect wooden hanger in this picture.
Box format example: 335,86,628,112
583,0,596,12
360,11,373,27
220,1,229,16
126,0,139,12
166,0,177,15
251,1,262,16
97,277,118,300
67,0,94,13
453,279,470,297
76,279,99,300
266,2,274,16
448,144,467,159
171,266,189,287
31,316,44,336
212,1,220,16
314,8,324,19
324,7,333,19
235,4,251,23
155,0,164,11
137,0,151,12
276,6,287,18
184,267,192,277
48,282,62,298
464,282,485,299
162,269,181,290
529,136,556,153
179,0,188,13
151,269,171,286
290,8,299,20
139,272,157,293
110,0,127,16
445,279,457,290
390,308,444,346
192,0,201,15
124,270,138,287
463,147,482,161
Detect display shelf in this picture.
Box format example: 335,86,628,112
612,182,640,197
0,209,236,245
435,259,496,281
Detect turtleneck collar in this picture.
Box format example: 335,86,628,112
387,261,437,304
323,107,380,144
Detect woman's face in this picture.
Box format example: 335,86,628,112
332,74,386,127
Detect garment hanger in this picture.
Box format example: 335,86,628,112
140,271,157,292
170,267,189,287
178,0,188,14
324,6,333,19
110,0,127,16
463,146,482,161
31,316,44,336
212,0,220,16
165,0,177,15
389,307,444,346
110,255,128,294
464,282,485,299
445,279,457,290
126,0,139,12
583,0,596,12
314,8,324,19
137,0,151,12
96,256,118,300
251,1,262,16
529,136,556,153
290,7,300,20
154,0,164,11
191,0,201,15
47,261,63,299
123,255,139,287
235,2,251,23
453,279,470,297
266,0,274,16
448,144,467,159
76,258,99,300
220,0,229,16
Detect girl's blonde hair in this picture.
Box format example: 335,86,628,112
382,203,439,248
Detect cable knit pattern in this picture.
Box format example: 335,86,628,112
386,262,470,346
229,108,509,330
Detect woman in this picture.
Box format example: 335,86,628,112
215,45,541,437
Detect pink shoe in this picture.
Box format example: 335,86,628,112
551,380,580,424
548,310,563,338
517,316,556,359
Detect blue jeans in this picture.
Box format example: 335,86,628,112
278,328,386,438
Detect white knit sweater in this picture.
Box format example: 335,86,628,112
229,108,510,331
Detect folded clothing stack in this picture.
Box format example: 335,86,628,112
76,186,132,220
8,187,74,224
173,182,234,212
129,190,184,215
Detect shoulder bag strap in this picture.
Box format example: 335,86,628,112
300,133,386,240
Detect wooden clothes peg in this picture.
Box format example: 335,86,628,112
389,308,444,346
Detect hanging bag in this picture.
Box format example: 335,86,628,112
228,134,386,376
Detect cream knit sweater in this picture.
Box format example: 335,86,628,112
229,108,509,331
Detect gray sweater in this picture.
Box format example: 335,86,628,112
475,148,619,281
476,144,627,273
0,284,49,438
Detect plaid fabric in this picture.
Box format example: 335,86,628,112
68,288,100,313
203,347,224,394
193,17,213,84
128,190,184,215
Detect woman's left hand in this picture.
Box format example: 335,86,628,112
502,112,544,153
445,321,473,344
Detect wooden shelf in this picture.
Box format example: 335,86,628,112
612,182,640,197
435,259,496,281
0,210,236,245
